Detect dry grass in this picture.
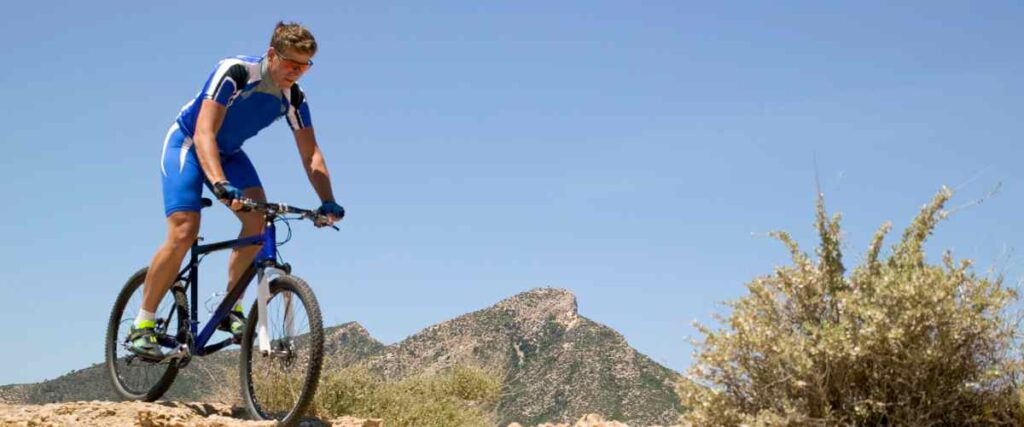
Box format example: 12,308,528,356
313,364,501,427
200,354,501,426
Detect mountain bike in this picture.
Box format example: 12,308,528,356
105,197,337,426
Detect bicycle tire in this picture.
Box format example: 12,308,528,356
239,274,324,426
105,267,189,401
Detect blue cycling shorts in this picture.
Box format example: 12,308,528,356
160,123,263,216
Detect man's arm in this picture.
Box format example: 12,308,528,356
194,99,229,184
195,99,245,209
194,60,248,186
294,127,337,204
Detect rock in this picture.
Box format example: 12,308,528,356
328,415,384,427
506,413,687,427
572,413,631,427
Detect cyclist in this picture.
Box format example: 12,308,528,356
129,22,345,360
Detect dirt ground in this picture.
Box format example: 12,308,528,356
0,400,380,427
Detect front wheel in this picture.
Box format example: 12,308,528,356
239,274,324,426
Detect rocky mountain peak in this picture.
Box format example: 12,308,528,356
323,321,386,366
325,321,373,341
495,287,580,332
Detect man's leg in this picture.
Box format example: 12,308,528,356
131,210,199,359
137,122,204,359
142,211,201,312
226,187,267,304
219,149,265,333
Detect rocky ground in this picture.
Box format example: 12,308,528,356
516,413,683,427
0,401,380,427
0,401,681,426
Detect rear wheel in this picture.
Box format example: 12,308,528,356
239,274,324,426
105,267,189,401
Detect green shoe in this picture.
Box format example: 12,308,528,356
127,325,164,361
218,310,246,339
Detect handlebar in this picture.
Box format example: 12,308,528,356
201,197,339,230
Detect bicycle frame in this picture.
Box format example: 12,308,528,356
168,217,284,357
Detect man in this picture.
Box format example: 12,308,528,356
130,22,344,360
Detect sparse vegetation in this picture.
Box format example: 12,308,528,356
312,364,502,427
185,355,501,425
680,188,1024,426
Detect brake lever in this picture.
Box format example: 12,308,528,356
308,213,340,231
315,221,340,231
321,218,340,231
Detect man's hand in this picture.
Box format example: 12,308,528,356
213,180,245,211
316,200,345,226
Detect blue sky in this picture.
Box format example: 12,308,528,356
1,1,1021,385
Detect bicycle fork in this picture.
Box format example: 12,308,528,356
256,266,296,355
253,218,297,356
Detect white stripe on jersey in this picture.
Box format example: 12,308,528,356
204,59,246,99
160,123,180,176
179,137,194,173
213,77,238,104
287,105,301,129
283,89,304,130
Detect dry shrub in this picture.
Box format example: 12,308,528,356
680,188,1024,426
313,364,501,427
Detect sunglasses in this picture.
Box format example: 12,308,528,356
274,48,313,71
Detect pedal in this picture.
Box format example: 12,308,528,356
160,344,190,364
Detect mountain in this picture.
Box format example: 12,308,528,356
368,288,682,426
1,288,682,426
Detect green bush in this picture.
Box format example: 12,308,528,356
314,364,502,427
680,188,1024,426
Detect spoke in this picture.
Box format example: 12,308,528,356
248,288,317,418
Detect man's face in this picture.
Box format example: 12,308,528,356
268,47,313,89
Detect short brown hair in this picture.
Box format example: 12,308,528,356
270,21,317,55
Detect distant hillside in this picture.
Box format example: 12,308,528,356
0,322,383,404
1,289,682,426
369,288,682,426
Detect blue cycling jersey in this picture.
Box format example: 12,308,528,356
175,55,313,154
159,55,312,216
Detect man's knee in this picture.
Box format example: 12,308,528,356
237,187,266,237
238,212,264,237
166,212,200,248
